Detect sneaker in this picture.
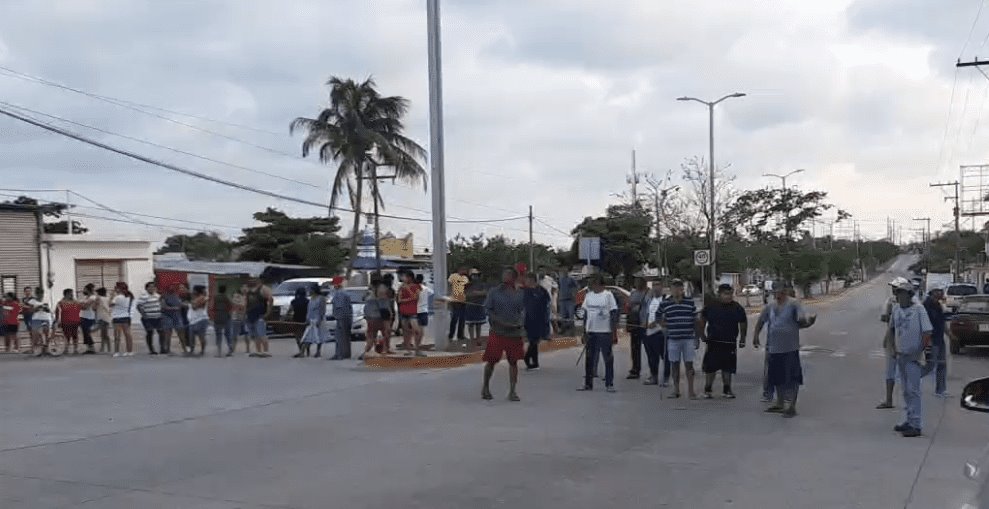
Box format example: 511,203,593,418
112,352,122,358
126,352,135,357
703,392,714,399
765,405,785,413
901,427,923,438
935,392,951,398
643,377,658,386
415,351,427,358
723,392,736,399
605,386,616,393
893,422,910,433
149,351,158,356
626,373,640,380
782,407,797,418
508,392,521,402
577,385,593,392
525,366,539,371
760,395,773,403
660,381,670,388
82,350,96,355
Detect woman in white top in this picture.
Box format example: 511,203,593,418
111,282,135,357
25,288,51,355
79,284,97,354
187,285,210,356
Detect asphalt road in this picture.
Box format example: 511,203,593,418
2,255,989,509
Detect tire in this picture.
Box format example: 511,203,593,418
46,332,66,357
950,338,961,355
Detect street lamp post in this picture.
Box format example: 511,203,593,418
763,169,806,243
427,0,449,351
677,92,746,292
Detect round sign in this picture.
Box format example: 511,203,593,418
694,250,711,266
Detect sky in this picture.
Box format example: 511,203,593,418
0,0,987,250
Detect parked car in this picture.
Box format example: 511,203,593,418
741,284,761,296
325,287,369,343
948,295,989,354
947,283,980,312
959,377,989,508
271,278,335,321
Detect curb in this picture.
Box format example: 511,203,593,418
363,337,582,370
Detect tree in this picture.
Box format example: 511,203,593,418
676,156,738,238
237,208,347,269
722,187,850,245
824,248,855,291
3,196,87,234
291,77,427,273
156,232,236,261
571,203,653,281
447,234,560,282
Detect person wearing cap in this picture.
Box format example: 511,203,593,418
921,285,948,397
658,278,699,399
329,277,353,360
877,277,918,409
578,274,619,393
753,282,815,418
626,278,650,380
889,279,932,437
698,283,748,399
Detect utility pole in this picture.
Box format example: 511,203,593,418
628,149,638,204
528,205,534,270
65,189,74,236
914,217,931,272
931,181,961,282
426,0,449,351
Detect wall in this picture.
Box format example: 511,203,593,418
42,236,154,311
380,234,414,259
0,209,41,297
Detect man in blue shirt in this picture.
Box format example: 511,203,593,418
330,277,353,360
753,283,815,418
921,286,948,397
522,273,551,370
890,280,932,437
558,271,578,335
659,279,698,399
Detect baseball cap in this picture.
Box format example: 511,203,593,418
892,279,913,292
889,277,909,288
717,283,733,293
670,278,684,287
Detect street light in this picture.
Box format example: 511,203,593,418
676,92,746,292
764,169,807,251
427,0,449,351
763,169,805,189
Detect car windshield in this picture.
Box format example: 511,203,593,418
273,281,319,296
960,299,989,313
948,285,978,296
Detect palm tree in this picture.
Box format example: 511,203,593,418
291,77,427,273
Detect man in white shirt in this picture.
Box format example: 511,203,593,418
578,275,619,393
415,274,433,349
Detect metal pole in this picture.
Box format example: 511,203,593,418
371,163,382,273
528,205,534,270
65,189,73,236
427,0,449,351
708,103,716,292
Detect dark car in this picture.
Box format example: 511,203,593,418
948,295,989,354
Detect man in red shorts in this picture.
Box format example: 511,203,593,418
482,267,526,402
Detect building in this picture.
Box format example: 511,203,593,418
153,254,327,295
379,233,415,259
42,234,155,300
0,203,45,298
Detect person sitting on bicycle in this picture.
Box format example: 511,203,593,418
25,287,51,355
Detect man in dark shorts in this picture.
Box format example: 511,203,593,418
626,278,650,380
753,283,816,418
699,284,748,399
522,272,551,370
482,267,526,402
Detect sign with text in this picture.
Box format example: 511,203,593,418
694,249,711,266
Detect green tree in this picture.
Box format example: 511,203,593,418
156,232,236,261
237,208,347,269
571,203,653,281
791,248,825,296
291,77,427,273
722,187,850,244
448,234,560,282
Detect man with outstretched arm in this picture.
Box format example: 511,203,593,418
753,283,815,418
481,268,526,402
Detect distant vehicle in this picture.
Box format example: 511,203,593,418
925,273,952,294
741,284,762,296
325,287,369,342
959,377,989,508
946,283,980,312
948,295,989,354
271,278,335,321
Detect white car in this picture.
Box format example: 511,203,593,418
741,284,761,296
947,283,979,312
271,278,336,320
325,287,369,342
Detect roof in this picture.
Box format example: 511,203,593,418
0,203,46,213
153,259,318,277
44,234,154,244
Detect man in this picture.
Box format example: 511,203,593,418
523,272,551,370
244,278,273,358
21,286,34,336
578,275,619,392
448,266,469,342
79,284,97,355
481,267,526,402
922,286,949,398
136,281,164,355
659,279,698,399
539,270,558,335
878,277,915,409
889,279,932,437
699,284,748,399
558,270,578,334
212,285,233,357
160,284,184,355
753,283,815,418
625,278,650,380
330,277,353,360
415,273,433,352
643,281,670,386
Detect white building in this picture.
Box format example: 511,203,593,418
41,234,155,307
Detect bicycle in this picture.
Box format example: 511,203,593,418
29,326,66,357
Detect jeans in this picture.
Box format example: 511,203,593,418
898,355,923,429
762,351,775,400
584,332,614,387
80,318,95,347
448,302,466,339
629,327,644,375
335,316,352,359
922,334,948,395
643,332,670,382
215,321,232,350
142,317,163,353
524,338,540,368
559,299,576,330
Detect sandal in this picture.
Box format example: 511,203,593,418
482,390,493,400
765,405,785,413
876,402,895,410
669,393,681,399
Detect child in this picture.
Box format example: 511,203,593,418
2,293,21,352
187,285,209,356
300,284,326,357
55,289,83,355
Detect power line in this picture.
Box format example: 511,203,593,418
534,217,572,237
0,100,320,188
961,0,987,59
937,69,961,173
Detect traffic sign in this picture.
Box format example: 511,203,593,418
579,237,601,261
694,249,711,266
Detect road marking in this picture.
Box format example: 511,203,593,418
868,349,886,359
830,351,847,358
830,331,849,336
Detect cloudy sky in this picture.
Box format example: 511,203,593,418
0,0,986,249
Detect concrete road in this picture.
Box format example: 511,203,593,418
2,255,988,509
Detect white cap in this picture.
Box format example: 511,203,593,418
888,277,910,288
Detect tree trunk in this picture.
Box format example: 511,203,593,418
346,162,365,277
371,162,382,273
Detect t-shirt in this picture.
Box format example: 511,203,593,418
331,289,353,318
922,296,946,336
95,296,111,322
582,290,618,334
702,301,747,343
213,294,232,324
58,300,82,325
3,301,21,325
27,297,51,323
484,284,526,337
757,298,806,354
891,303,933,357
627,289,649,326
448,274,469,302
80,295,96,320
398,283,421,317
187,298,209,325
307,295,326,322
230,293,246,321
291,296,309,323
417,284,433,314
21,296,34,321
558,276,578,301
363,294,383,320
659,297,697,342
645,296,664,335
161,293,183,322
136,293,162,319
245,287,269,322
523,286,551,329
111,294,132,319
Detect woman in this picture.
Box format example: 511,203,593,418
95,287,111,353
79,284,97,354
178,284,192,353
300,284,327,358
25,288,51,356
160,284,184,356
2,293,21,353
55,288,83,355
229,284,249,356
110,282,134,357
465,273,489,346
397,271,422,356
360,283,385,361
187,285,210,356
376,284,394,354
290,287,310,358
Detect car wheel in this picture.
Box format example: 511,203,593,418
950,338,961,355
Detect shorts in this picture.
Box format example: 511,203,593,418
142,317,162,331
161,315,181,331
2,323,18,335
400,313,419,325
417,313,429,327
30,319,50,331
366,318,388,340
246,319,267,339
702,341,738,374
666,338,697,363
112,317,131,325
483,333,524,363
189,320,209,336
767,351,804,387
61,323,80,338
